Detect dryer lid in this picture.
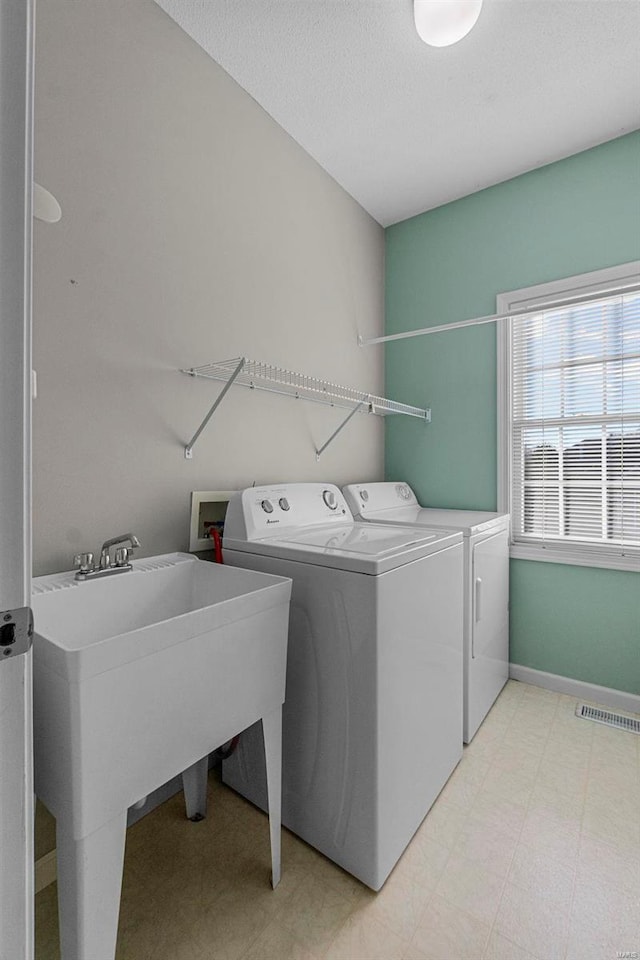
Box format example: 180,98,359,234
354,505,508,537
398,508,508,536
343,483,508,536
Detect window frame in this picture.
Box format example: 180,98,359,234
497,261,640,572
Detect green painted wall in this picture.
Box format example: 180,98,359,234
385,131,640,695
510,561,640,693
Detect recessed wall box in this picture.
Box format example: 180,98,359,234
189,491,236,552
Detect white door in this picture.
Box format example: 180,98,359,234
0,1,35,958
471,529,510,663
466,529,510,741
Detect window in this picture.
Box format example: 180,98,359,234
498,263,640,571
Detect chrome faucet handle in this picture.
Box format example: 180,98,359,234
114,546,132,567
74,552,94,574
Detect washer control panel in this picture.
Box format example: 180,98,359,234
224,483,353,541
322,489,338,510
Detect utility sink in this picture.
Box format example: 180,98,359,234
32,552,291,960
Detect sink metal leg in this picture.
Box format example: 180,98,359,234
182,755,209,821
261,707,282,889
56,810,127,960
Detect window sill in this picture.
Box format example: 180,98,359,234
509,541,640,573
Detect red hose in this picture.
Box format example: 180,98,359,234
215,735,240,760
211,528,223,564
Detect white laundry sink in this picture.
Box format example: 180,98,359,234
32,552,291,960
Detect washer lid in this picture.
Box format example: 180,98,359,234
269,522,437,555
225,520,462,574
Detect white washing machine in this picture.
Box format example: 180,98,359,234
343,482,509,744
222,483,463,891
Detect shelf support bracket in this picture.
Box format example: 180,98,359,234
315,399,368,461
184,357,246,459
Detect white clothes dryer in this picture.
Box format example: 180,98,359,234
343,482,509,744
222,483,463,891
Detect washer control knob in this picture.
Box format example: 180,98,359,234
360,489,369,501
261,499,274,514
323,489,338,510
398,484,412,501
279,497,290,511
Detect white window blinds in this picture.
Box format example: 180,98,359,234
511,289,640,556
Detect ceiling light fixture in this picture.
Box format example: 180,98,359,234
414,0,483,48
33,183,62,223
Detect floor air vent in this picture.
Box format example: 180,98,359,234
575,703,640,734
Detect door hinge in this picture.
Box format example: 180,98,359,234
0,606,33,662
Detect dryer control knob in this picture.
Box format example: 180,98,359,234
261,499,274,514
360,489,369,501
323,490,338,510
279,498,290,511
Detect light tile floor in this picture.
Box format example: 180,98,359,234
36,681,640,960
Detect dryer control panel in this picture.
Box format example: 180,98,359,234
224,483,353,541
343,482,419,516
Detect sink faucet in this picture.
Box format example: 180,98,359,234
74,533,141,581
99,533,141,570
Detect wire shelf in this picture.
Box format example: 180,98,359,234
182,357,429,419
181,357,430,459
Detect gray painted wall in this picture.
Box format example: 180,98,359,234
32,0,384,576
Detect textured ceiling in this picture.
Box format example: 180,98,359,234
155,0,640,226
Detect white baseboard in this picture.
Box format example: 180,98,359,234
509,663,640,715
35,849,56,894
